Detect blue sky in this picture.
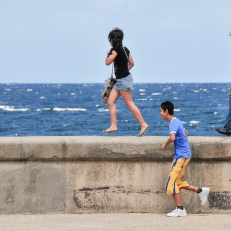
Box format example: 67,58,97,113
0,0,231,83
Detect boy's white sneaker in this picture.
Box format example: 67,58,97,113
198,187,210,206
167,208,187,217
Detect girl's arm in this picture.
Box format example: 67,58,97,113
128,53,134,70
105,50,117,65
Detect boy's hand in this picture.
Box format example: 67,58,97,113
161,133,175,150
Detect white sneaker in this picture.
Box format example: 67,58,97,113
167,207,187,217
198,187,210,206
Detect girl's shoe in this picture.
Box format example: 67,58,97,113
103,129,118,134
137,125,150,137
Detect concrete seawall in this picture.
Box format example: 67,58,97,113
0,136,230,214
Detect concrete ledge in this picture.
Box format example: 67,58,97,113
0,136,231,161
0,136,230,214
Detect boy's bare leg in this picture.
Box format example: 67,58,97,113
167,193,187,217
172,193,182,206
181,185,198,192
173,185,199,206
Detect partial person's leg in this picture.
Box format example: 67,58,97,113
103,88,120,132
215,88,231,135
224,94,231,132
120,90,149,135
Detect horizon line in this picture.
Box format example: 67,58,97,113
0,82,231,85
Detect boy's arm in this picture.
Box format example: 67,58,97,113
161,133,175,150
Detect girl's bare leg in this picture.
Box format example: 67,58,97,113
105,88,121,131
120,90,148,133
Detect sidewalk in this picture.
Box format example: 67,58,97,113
0,213,230,231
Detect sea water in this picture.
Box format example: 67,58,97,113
0,83,230,137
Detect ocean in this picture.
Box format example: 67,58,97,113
0,83,230,137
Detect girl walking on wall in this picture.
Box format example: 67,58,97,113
103,27,149,137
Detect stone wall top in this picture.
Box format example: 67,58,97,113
0,136,230,161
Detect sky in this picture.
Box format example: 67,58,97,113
0,0,231,83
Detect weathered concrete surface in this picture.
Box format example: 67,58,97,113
0,136,230,214
0,136,230,161
0,163,65,214
0,213,231,231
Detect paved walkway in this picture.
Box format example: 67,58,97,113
0,213,230,231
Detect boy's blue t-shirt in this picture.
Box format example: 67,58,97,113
169,117,192,159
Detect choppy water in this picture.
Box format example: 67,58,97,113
0,83,230,136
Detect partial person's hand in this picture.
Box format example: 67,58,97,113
184,129,189,137
161,144,166,150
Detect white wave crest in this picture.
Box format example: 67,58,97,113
98,108,109,112
152,93,161,95
139,89,146,92
53,107,86,112
0,106,11,109
0,106,28,112
190,120,201,124
174,109,181,112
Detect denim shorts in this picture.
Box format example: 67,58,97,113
114,74,133,91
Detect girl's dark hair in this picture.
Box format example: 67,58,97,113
160,101,174,115
107,27,124,56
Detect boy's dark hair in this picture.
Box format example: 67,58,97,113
161,101,174,115
108,27,124,56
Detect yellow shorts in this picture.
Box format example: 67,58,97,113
165,158,191,195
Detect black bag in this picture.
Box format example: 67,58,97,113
101,64,116,104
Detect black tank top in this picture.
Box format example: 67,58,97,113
112,47,130,79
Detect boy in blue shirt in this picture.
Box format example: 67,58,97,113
160,101,210,217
